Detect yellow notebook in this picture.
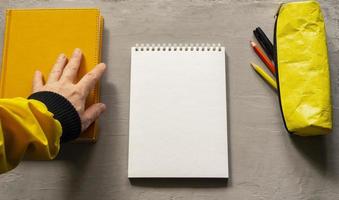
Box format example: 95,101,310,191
0,8,104,142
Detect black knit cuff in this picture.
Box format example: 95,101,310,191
28,91,81,143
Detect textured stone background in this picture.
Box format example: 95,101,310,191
0,0,338,199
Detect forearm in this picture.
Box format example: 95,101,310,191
0,97,61,172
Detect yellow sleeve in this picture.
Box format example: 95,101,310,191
0,97,62,173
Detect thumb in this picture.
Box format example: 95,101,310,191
32,70,44,93
81,103,106,131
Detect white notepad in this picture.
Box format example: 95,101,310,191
128,44,228,178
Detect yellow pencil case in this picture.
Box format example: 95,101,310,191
275,0,332,136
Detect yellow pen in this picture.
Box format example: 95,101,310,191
250,62,277,90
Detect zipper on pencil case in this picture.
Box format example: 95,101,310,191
273,3,291,134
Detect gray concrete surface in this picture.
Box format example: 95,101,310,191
0,0,339,199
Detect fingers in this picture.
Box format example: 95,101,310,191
60,48,82,83
47,53,67,83
77,63,106,96
32,70,44,92
81,103,106,131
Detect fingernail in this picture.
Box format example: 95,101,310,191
58,53,65,60
101,103,106,110
100,63,106,70
73,48,81,57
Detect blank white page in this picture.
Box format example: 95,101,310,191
128,45,228,178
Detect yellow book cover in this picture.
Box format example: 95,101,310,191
0,8,104,142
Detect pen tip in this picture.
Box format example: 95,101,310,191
250,63,256,68
250,41,256,47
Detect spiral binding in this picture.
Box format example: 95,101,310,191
133,43,225,52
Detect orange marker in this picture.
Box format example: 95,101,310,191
250,41,276,75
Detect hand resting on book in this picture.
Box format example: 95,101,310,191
32,48,107,132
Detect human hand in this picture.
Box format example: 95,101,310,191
32,48,106,132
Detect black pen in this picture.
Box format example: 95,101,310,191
253,27,274,61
